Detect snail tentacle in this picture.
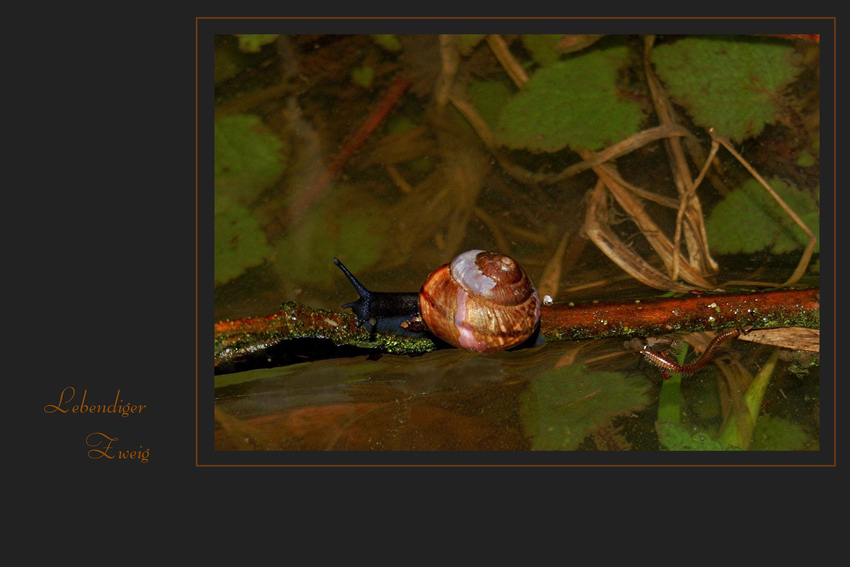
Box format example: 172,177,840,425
333,258,422,337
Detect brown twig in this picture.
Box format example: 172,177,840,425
214,288,819,370
540,287,819,342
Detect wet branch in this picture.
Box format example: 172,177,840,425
214,288,819,370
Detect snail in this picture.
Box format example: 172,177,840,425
333,250,542,353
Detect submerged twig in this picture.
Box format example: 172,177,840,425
435,35,460,108
263,75,411,240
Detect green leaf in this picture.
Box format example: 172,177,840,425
705,178,819,255
651,36,803,142
749,415,811,451
370,34,402,52
350,66,375,88
215,197,273,285
657,420,726,451
234,34,279,53
522,34,564,66
718,349,780,450
519,364,652,450
468,79,513,128
496,46,645,152
456,34,486,56
215,114,287,205
272,189,387,286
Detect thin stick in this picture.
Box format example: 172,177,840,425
643,36,718,276
671,140,720,280
486,35,529,88
435,35,459,108
582,153,717,290
263,76,410,240
472,207,512,253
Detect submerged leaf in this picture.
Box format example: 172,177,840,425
215,197,273,285
351,66,375,88
749,415,812,451
496,46,645,152
468,79,513,128
370,34,403,52
705,178,819,254
271,189,387,285
651,36,803,142
657,420,726,451
522,34,565,66
215,114,288,205
234,34,279,53
455,34,487,56
519,364,651,450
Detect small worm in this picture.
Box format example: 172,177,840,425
641,328,744,379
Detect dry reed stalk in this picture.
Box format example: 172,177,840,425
643,36,719,278
671,140,720,280
537,230,572,300
581,152,717,290
584,179,694,292
530,123,694,185
435,34,460,109
486,35,529,88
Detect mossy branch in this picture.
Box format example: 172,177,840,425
214,288,819,371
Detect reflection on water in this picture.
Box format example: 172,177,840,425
214,336,819,451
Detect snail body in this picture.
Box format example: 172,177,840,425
334,250,541,353
332,257,423,338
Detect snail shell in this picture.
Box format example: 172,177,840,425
418,250,541,353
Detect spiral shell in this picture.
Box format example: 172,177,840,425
418,250,541,353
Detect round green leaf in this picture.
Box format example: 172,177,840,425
215,197,273,285
272,191,387,286
705,178,819,255
215,114,287,205
496,46,645,153
651,36,803,142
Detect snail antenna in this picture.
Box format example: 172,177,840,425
333,258,373,326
